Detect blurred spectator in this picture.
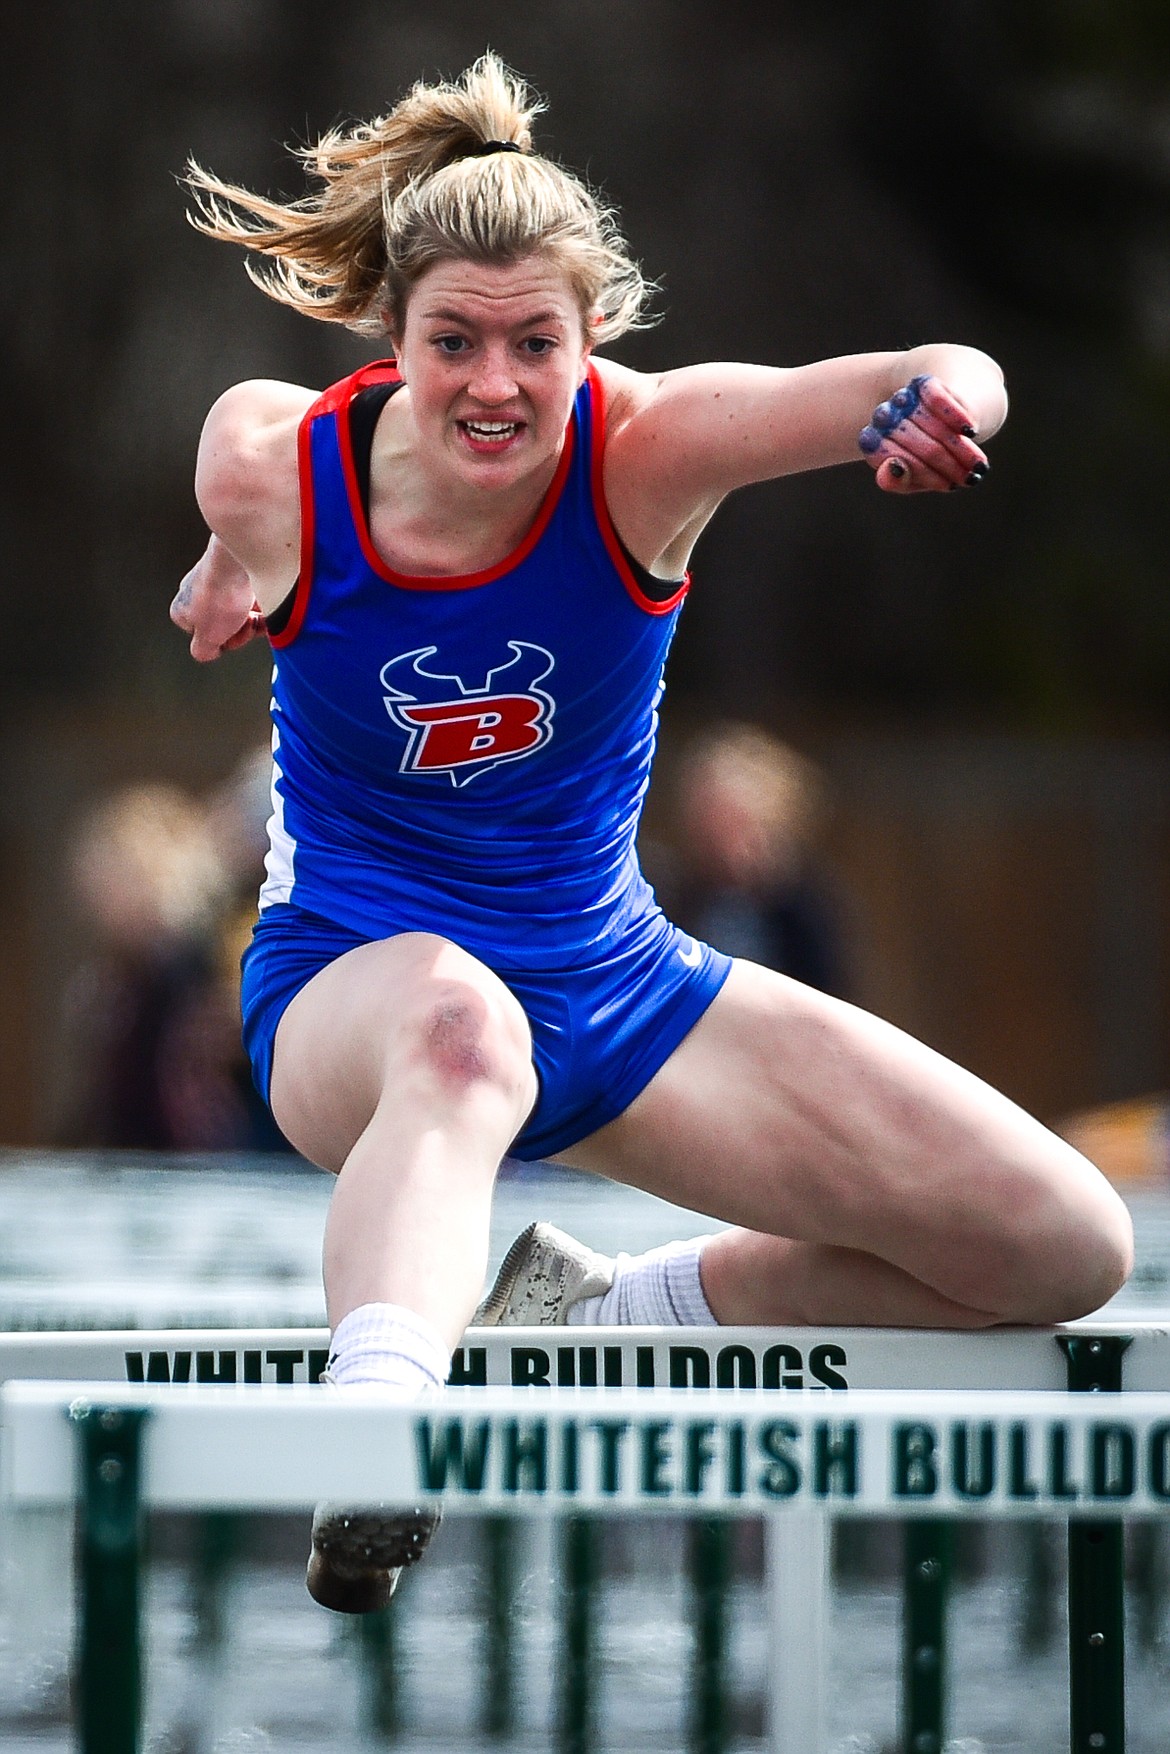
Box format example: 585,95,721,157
656,722,852,998
59,774,291,1152
203,742,274,900
203,742,298,1153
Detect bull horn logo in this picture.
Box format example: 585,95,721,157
380,642,556,786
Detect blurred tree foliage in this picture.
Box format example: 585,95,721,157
855,2,1170,728
4,1,1170,732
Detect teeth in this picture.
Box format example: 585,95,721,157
464,421,517,438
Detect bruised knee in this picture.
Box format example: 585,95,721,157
268,932,536,1171
405,974,534,1120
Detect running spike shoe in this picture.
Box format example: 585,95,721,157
474,1220,615,1325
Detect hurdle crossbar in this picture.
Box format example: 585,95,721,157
4,1381,1170,1515
0,1315,1163,1391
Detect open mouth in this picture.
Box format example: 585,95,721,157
458,419,523,448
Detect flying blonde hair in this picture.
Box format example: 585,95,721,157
185,53,653,343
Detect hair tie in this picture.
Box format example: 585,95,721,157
462,139,523,158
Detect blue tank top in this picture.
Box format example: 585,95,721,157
260,358,689,971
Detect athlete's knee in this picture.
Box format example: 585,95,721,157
401,959,533,1117
415,984,528,1089
1041,1178,1133,1320
984,1162,1133,1323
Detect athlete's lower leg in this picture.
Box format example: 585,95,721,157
566,1235,717,1326
487,1223,1002,1330
267,937,539,1613
321,1086,513,1348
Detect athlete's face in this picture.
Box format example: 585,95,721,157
395,255,592,486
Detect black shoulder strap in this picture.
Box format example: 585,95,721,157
348,380,403,523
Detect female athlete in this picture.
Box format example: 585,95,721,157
172,56,1133,1609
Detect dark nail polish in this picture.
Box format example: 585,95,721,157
961,424,977,438
966,464,989,485
888,459,907,479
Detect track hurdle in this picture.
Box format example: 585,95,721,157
0,1319,1167,1752
0,1319,1164,1746
4,1380,1170,1754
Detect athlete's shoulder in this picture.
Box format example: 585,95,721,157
200,379,316,464
195,380,315,586
588,356,663,442
197,379,313,493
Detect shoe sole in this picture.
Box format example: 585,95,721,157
476,1221,540,1324
306,1505,441,1615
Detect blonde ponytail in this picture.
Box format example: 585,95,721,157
185,54,652,341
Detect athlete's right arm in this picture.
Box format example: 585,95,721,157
171,379,315,661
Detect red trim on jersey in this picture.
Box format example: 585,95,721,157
318,358,402,413
586,361,690,616
333,358,575,592
269,361,404,647
267,402,318,649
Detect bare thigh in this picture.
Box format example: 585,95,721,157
558,960,1132,1319
269,932,537,1173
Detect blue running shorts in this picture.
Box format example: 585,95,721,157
240,903,732,1161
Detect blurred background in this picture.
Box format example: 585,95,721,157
5,0,1170,1150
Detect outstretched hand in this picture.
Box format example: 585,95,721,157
170,538,267,662
859,375,990,494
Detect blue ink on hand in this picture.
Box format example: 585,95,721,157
872,379,922,433
859,375,928,459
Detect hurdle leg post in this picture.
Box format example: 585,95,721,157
191,1511,243,1651
177,1511,244,1750
1061,1334,1132,1754
559,1514,600,1754
1019,1520,1060,1655
901,1518,952,1754
1130,1520,1167,1654
71,1403,150,1754
358,1600,402,1741
689,1516,733,1754
482,1514,518,1739
765,1508,829,1754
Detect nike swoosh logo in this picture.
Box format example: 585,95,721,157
677,937,702,967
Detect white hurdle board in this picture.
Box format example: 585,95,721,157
3,1366,1169,1754
6,1381,1170,1517
0,1315,1164,1391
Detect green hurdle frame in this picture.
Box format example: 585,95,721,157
72,1406,149,1754
898,1332,1133,1754
1062,1334,1130,1754
55,1359,1149,1754
0,1320,1156,1754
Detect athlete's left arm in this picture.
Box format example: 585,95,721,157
599,345,1006,573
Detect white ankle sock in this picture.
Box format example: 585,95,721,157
566,1237,716,1327
326,1302,450,1391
